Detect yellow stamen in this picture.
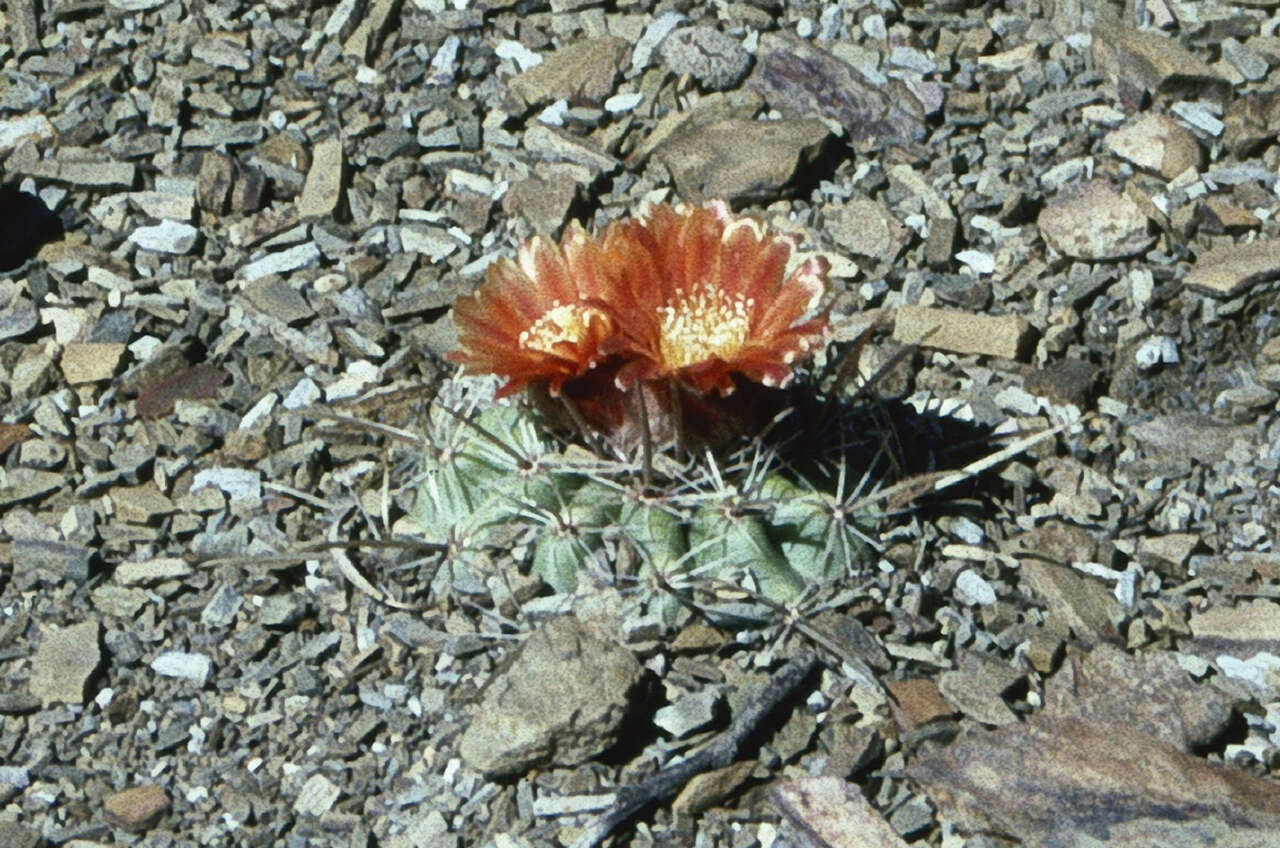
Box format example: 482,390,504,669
518,302,606,354
657,287,753,369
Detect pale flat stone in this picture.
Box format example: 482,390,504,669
298,136,345,219
128,220,198,254
61,342,126,384
150,651,212,684
29,621,101,706
294,774,341,816
1184,239,1280,297
1037,180,1154,261
508,36,630,107
0,114,54,152
239,242,321,282
1104,113,1201,179
893,305,1031,360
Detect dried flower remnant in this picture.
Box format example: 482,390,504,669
449,222,616,399
606,201,830,398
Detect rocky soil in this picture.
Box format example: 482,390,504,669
1,0,1280,845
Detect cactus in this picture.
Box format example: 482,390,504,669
407,377,877,622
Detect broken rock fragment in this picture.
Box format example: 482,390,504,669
1037,180,1153,261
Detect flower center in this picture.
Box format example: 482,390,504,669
657,287,753,369
518,302,607,355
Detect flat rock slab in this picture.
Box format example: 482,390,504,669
772,777,910,848
909,717,1280,848
298,136,345,220
656,117,831,203
749,32,927,153
103,784,169,832
1038,180,1154,261
893,304,1031,360
458,615,643,778
1042,643,1233,751
1104,113,1201,179
60,342,126,384
1184,239,1280,297
507,36,630,108
29,620,101,706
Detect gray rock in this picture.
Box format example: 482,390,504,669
128,220,199,254
458,616,643,777
11,539,92,589
654,687,722,738
200,584,243,628
150,651,212,684
661,26,751,90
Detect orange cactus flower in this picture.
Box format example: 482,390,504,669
604,201,830,397
448,222,617,399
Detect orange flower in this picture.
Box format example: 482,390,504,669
604,202,830,397
448,222,616,398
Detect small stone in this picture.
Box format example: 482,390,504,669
824,200,908,263
29,620,101,706
656,117,830,203
661,26,751,90
1171,101,1224,137
1184,239,1280,297
128,220,198,254
1092,18,1228,99
1221,38,1269,82
103,784,169,833
294,773,341,816
458,616,643,777
399,226,460,262
0,114,54,152
111,482,177,524
115,557,193,585
0,823,37,848
1104,113,1201,179
673,761,756,816
61,342,126,384
201,584,243,628
893,305,1031,360
508,36,629,108
192,37,250,72
523,124,620,174
954,570,997,606
1037,180,1153,261
12,539,92,588
150,651,212,684
298,136,345,220
191,467,261,502
239,242,322,282
884,678,954,730
654,688,722,738
502,169,579,234
1215,385,1277,413
750,33,926,153
1135,335,1179,370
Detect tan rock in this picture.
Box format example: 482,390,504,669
103,784,169,833
1021,560,1122,644
507,36,630,108
656,117,831,203
1104,113,1201,179
1092,17,1230,99
61,342,126,384
1037,180,1154,261
29,621,101,706
1184,239,1280,297
772,777,911,848
893,304,1030,360
297,136,345,220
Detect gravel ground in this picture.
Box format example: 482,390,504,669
2,0,1280,846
